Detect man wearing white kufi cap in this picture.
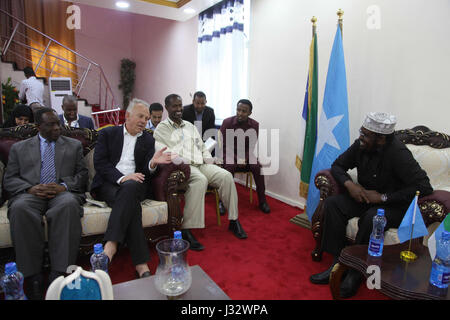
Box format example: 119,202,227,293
310,112,433,298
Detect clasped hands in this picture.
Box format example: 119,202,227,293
28,183,66,199
344,180,382,204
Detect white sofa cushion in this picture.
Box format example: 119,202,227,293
0,199,168,249
406,144,450,192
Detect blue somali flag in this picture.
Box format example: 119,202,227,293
305,26,350,220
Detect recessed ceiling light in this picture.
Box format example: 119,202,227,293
116,1,130,9
183,8,196,14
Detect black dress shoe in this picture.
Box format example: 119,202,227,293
309,260,338,285
136,271,152,279
259,202,271,214
228,220,248,239
340,269,363,298
181,229,204,251
218,201,226,216
25,274,44,300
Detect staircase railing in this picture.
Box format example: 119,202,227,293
0,8,120,126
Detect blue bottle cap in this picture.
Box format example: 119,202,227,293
94,243,104,254
5,262,17,275
174,231,182,239
377,209,385,216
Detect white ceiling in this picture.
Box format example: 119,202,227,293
69,0,222,22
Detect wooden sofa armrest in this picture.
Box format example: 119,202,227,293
150,163,190,234
310,169,346,261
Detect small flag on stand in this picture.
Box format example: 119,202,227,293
398,191,428,262
397,193,429,243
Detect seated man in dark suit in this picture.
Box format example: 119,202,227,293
58,95,95,129
309,112,433,298
220,99,271,214
91,98,172,279
4,108,88,299
182,91,216,140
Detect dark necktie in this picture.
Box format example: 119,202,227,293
40,140,56,184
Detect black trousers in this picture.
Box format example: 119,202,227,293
321,194,407,257
94,180,150,266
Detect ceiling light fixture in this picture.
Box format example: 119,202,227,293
116,1,130,9
183,8,196,14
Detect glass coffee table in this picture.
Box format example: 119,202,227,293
329,241,449,300
112,265,231,300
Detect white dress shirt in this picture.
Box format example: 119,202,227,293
116,125,156,184
19,76,44,105
63,114,79,128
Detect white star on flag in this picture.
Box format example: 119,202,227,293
315,109,344,157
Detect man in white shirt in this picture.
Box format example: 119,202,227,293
91,98,172,278
154,94,248,251
19,67,44,110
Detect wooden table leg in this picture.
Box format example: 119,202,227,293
329,263,350,300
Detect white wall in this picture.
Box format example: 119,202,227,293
249,0,450,209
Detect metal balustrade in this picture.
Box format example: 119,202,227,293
0,8,120,126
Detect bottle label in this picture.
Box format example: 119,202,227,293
444,272,450,285
369,241,381,253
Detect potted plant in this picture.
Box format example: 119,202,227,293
1,77,20,123
118,58,136,110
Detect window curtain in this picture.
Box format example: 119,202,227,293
23,0,77,85
0,0,30,70
197,0,248,124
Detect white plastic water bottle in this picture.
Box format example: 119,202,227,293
429,231,450,289
368,209,387,257
1,262,27,300
90,243,109,274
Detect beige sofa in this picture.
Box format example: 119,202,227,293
0,124,189,266
310,126,450,261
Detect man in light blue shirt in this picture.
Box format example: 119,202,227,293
145,102,164,130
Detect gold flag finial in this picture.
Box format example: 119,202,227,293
416,191,420,196
311,16,317,37
337,9,344,36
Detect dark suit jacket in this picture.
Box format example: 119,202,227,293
182,104,216,139
3,135,88,198
59,114,95,130
91,126,156,193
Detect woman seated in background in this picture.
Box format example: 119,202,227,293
2,104,34,128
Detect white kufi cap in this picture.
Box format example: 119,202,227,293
362,112,397,135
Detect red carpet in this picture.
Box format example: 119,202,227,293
78,184,389,300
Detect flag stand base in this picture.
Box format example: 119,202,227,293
400,250,417,262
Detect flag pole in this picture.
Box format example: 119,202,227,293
400,191,420,262
337,9,344,37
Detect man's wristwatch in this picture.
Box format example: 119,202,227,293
381,193,388,203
